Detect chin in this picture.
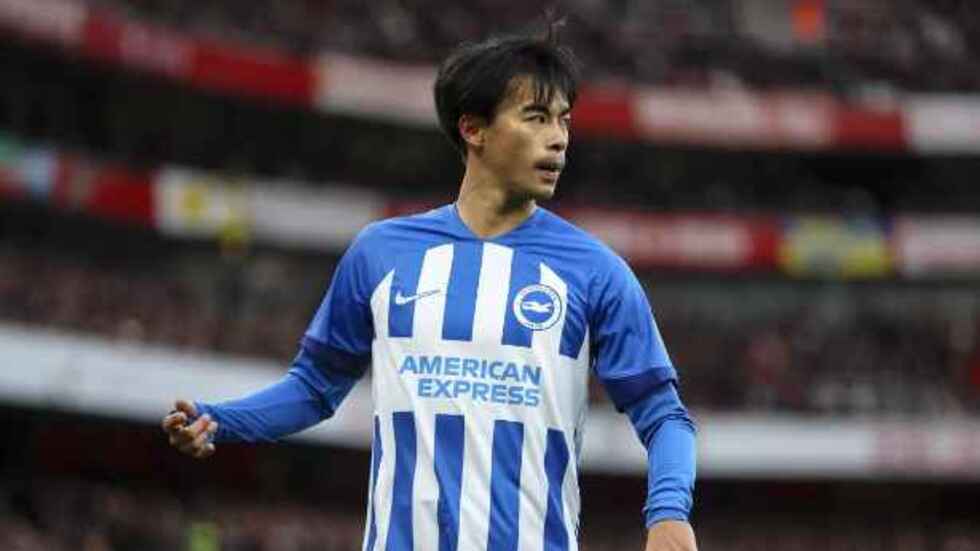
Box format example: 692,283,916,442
524,182,557,202
532,189,556,202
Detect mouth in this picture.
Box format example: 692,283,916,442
534,160,564,182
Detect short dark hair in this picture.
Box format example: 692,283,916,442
433,21,580,157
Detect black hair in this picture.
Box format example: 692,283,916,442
433,18,580,158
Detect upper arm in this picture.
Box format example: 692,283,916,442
588,251,677,412
303,224,384,376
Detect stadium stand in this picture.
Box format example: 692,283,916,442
2,40,980,214
82,0,980,91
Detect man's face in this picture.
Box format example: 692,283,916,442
478,77,571,202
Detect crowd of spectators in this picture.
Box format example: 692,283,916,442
4,46,980,215
3,216,979,416
2,478,979,551
0,237,322,362
660,284,980,416
84,0,980,92
0,479,362,551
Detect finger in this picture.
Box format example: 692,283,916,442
161,412,187,433
181,414,211,439
180,424,214,456
190,423,218,458
191,427,212,450
174,399,198,418
172,415,209,448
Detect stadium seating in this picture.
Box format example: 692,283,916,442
86,0,980,91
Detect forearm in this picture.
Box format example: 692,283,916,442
636,389,698,550
645,415,696,525
195,342,363,443
623,381,697,525
195,370,328,443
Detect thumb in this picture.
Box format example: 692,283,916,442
174,399,199,418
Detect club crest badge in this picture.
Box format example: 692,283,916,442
512,284,562,331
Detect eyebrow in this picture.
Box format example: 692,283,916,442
521,103,572,117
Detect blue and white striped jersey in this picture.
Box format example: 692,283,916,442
304,204,677,551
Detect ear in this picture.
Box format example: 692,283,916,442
458,114,487,150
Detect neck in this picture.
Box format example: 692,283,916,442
456,163,536,239
456,163,537,239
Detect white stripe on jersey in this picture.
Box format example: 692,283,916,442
368,413,397,551
562,445,582,548
519,420,548,551
471,243,513,345
457,412,493,551
412,243,454,343
534,262,568,354
536,262,572,429
411,419,440,551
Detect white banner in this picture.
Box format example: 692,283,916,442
3,324,979,478
154,167,384,249
905,95,980,154
250,183,381,250
894,216,980,276
0,0,86,45
315,53,438,126
632,88,832,149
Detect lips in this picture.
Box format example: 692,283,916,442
535,160,565,172
534,159,564,181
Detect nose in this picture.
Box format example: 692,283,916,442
547,121,568,153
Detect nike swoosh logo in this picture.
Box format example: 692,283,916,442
394,289,442,306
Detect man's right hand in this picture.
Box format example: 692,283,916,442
161,399,218,459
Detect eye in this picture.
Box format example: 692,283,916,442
560,117,572,128
528,114,547,124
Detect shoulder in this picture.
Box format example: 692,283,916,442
536,211,644,313
536,208,629,277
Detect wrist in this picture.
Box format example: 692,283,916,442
645,520,697,551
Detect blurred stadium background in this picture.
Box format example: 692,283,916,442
2,0,980,549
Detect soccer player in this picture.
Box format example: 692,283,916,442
162,26,698,551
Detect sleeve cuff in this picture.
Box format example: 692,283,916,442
601,366,678,412
645,507,689,527
193,401,229,443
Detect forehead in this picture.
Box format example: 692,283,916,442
499,76,570,112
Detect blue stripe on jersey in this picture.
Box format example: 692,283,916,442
434,414,465,551
559,299,587,360
388,253,425,338
501,253,537,348
442,242,483,342
386,412,416,551
366,416,383,551
544,429,571,551
487,420,524,551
